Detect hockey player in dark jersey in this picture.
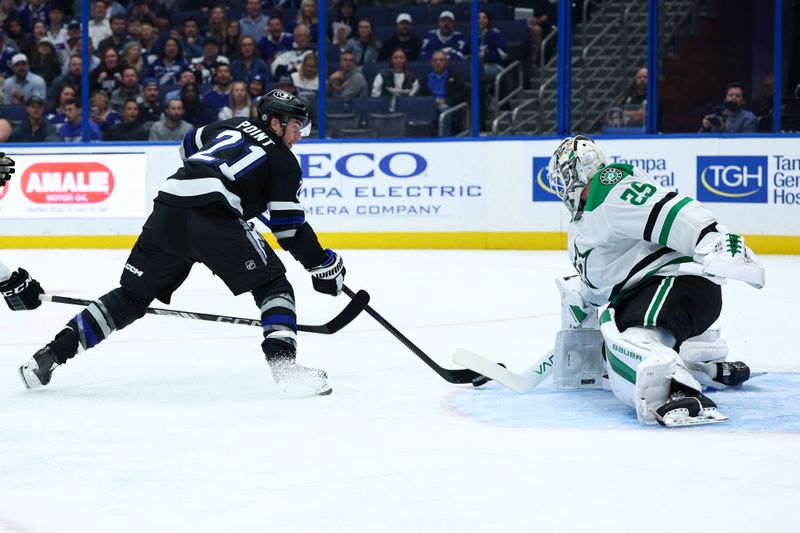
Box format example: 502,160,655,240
19,90,345,396
0,152,46,312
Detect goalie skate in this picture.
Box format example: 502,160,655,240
270,361,332,397
654,388,730,427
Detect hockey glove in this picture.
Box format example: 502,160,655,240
0,268,44,310
694,233,765,289
0,152,15,187
556,276,597,329
308,249,345,296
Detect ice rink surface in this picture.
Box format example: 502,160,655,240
1,249,798,533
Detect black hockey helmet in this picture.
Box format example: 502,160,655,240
256,89,311,136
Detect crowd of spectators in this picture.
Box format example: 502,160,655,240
0,0,528,141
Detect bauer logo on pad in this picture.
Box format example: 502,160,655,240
532,157,559,202
696,156,768,203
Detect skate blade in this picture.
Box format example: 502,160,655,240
658,411,730,427
276,382,332,397
18,365,40,390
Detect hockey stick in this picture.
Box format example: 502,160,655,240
40,290,370,335
452,348,555,393
342,284,485,385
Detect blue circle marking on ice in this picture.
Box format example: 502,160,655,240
450,373,800,432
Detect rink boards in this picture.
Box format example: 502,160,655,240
0,137,798,253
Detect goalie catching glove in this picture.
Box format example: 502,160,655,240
694,232,765,289
307,249,345,296
0,152,15,187
0,268,44,310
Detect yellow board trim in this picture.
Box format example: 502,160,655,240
0,233,798,254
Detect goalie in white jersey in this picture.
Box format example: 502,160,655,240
548,135,765,427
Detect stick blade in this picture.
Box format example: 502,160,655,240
453,348,553,394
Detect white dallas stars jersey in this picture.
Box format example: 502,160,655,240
568,163,719,306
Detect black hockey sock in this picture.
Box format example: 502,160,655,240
50,287,151,363
253,276,298,363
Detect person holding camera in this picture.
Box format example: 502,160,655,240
700,82,757,133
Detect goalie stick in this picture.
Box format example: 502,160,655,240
40,290,370,335
343,285,486,385
452,348,555,393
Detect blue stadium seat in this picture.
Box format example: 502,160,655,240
374,25,396,43
353,6,393,27
481,3,513,21
0,104,27,123
350,96,390,126
169,10,205,29
447,59,473,81
394,96,437,137
407,60,430,82
325,98,349,114
429,4,470,24
361,63,384,92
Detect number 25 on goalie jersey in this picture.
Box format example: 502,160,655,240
568,163,719,306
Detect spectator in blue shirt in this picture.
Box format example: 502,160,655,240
17,0,48,32
420,10,468,61
58,98,102,142
420,50,466,135
0,30,19,78
180,16,204,61
700,82,757,133
258,15,293,64
239,0,268,41
230,35,269,84
202,62,233,115
147,37,189,86
3,53,46,104
478,10,509,80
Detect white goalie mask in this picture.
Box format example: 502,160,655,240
547,135,606,220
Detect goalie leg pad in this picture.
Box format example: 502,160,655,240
553,329,605,389
600,309,702,424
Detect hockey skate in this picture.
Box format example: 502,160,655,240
654,383,729,427
19,346,59,389
269,359,332,396
689,360,752,390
